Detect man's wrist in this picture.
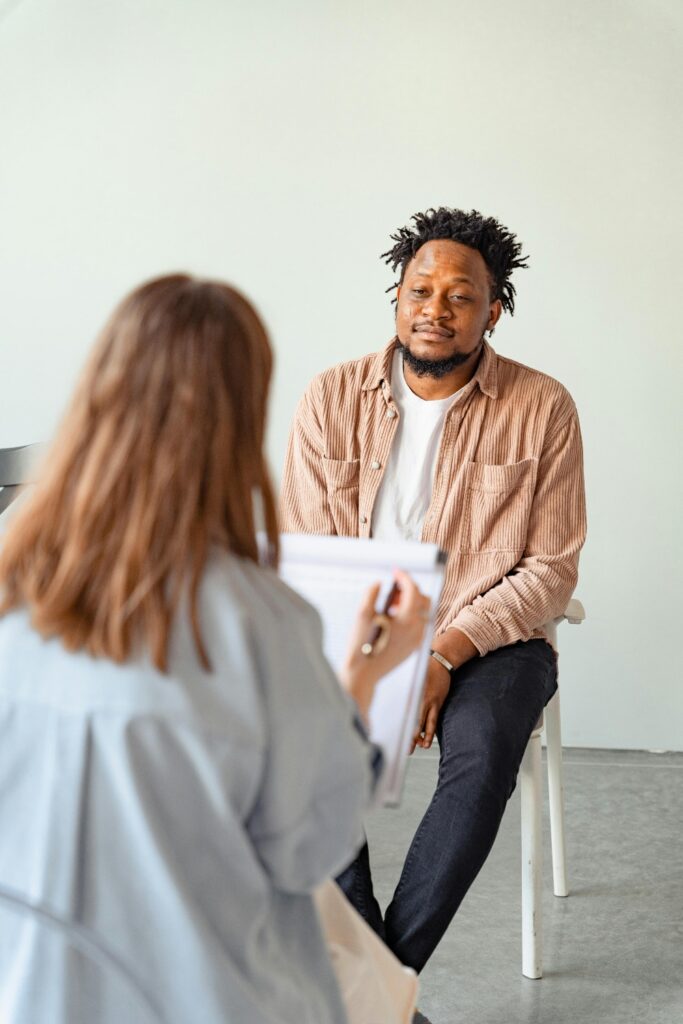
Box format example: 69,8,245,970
431,627,479,672
430,649,454,676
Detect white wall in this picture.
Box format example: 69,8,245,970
1,0,681,750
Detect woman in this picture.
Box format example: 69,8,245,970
0,275,428,1024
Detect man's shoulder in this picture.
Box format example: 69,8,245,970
308,348,385,396
495,352,576,412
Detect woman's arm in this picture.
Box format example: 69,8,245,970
247,571,429,894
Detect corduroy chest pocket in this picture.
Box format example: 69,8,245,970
460,458,538,553
322,458,360,536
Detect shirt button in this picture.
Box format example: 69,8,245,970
371,460,381,470
360,515,368,524
386,408,397,418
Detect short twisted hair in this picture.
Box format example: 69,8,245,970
381,207,528,315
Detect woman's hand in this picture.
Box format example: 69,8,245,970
339,569,431,721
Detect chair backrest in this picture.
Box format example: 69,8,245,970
0,444,46,515
0,884,164,1024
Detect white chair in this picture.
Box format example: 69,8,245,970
0,444,45,516
520,597,585,979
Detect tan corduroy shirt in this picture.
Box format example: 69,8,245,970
280,339,586,656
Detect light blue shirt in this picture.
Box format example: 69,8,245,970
0,552,377,1023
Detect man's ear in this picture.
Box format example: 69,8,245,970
487,299,503,332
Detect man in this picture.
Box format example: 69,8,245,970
279,207,586,974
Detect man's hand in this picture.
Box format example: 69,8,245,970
410,656,452,753
410,627,479,753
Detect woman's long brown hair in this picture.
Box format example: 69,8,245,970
0,274,279,671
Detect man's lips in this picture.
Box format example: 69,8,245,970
412,323,454,338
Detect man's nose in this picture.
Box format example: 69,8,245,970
422,295,451,320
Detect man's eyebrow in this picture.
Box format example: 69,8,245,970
412,272,475,284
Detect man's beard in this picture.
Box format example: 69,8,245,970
397,339,479,379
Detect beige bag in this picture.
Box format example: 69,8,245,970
314,880,418,1024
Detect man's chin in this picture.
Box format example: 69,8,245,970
398,340,473,379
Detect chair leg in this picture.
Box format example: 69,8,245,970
545,691,569,897
521,730,543,979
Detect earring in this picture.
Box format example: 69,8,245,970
488,326,495,337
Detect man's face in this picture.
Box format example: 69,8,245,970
395,240,501,372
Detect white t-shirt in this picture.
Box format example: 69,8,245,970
372,350,461,542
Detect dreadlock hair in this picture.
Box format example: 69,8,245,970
381,207,528,316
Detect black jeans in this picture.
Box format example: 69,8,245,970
336,639,558,973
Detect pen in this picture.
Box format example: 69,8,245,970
361,580,401,656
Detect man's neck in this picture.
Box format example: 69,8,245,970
401,345,483,401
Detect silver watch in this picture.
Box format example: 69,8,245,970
430,649,454,675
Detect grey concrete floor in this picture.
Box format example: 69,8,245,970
366,747,683,1024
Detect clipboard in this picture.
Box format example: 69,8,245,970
278,533,447,805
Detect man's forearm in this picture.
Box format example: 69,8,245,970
431,628,478,672
448,552,577,657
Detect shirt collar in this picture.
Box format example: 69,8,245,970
361,338,399,392
475,339,499,398
361,336,499,399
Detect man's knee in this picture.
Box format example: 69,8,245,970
438,700,529,802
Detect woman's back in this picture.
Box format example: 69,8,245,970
0,275,428,1024
0,552,371,1024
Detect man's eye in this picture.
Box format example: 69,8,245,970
411,288,427,296
451,294,472,303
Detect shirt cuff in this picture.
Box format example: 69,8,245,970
447,607,502,658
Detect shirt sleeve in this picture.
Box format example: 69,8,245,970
448,399,587,655
246,593,378,894
279,380,338,535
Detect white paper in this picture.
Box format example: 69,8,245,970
278,534,446,805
